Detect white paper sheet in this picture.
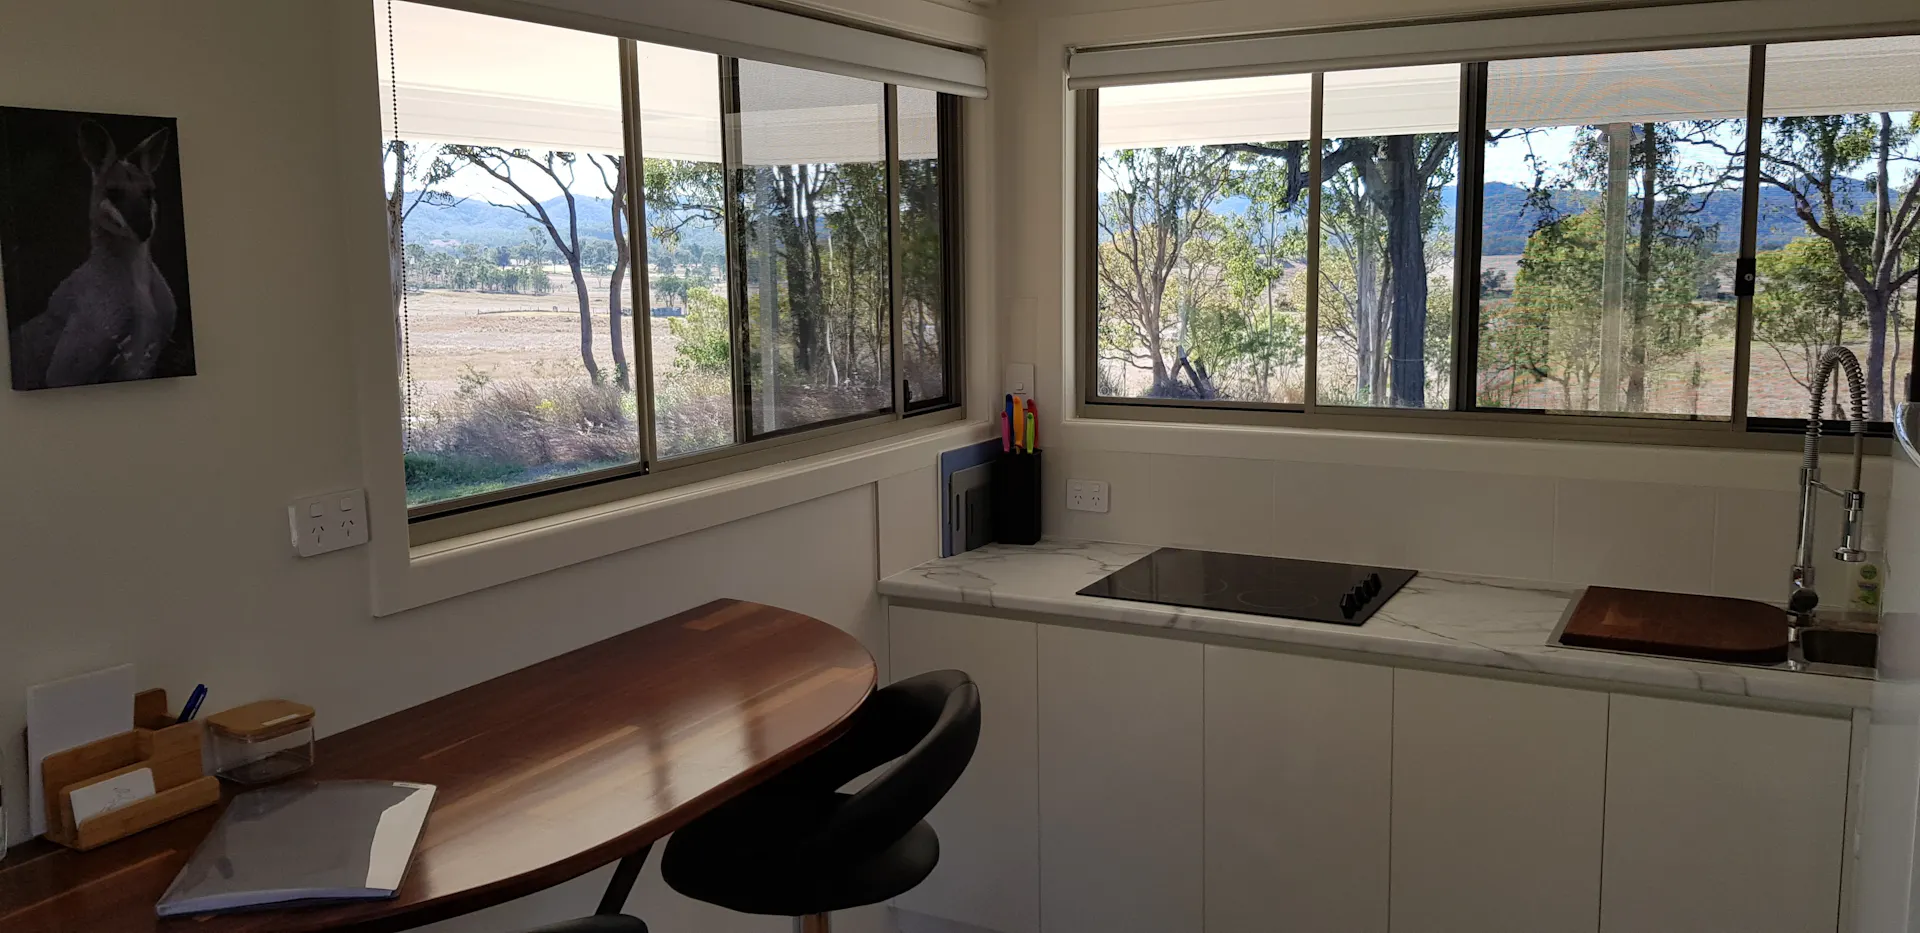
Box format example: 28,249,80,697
25,664,134,836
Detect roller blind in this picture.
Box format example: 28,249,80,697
1097,74,1310,149
379,2,940,164
1096,66,1460,151
1322,65,1458,137
1486,47,1750,129
378,2,625,153
1090,29,1920,155
1765,35,1920,116
407,0,986,98
735,60,886,166
1068,0,1920,91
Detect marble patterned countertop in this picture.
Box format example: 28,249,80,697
878,538,1872,710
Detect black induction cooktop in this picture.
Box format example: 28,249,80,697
1077,548,1416,625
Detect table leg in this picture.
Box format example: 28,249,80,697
596,843,652,916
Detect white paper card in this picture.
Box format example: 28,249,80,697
69,767,155,825
26,664,134,836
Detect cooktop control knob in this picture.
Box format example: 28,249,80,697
1365,573,1383,596
1339,593,1359,618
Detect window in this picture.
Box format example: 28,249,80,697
1748,37,1920,424
731,61,892,436
1474,48,1749,419
638,42,734,459
1316,66,1460,410
1095,75,1312,403
379,1,961,518
1082,33,1920,443
380,5,634,509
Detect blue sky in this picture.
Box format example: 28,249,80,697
1483,125,1577,186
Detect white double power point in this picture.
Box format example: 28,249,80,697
289,488,369,557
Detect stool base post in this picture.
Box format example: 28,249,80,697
793,914,830,933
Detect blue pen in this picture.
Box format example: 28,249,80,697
177,684,208,724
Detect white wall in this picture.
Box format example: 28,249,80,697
0,3,943,930
1042,444,1886,599
996,0,1894,601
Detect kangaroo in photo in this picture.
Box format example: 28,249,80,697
12,121,177,387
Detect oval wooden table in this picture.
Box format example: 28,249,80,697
0,599,876,933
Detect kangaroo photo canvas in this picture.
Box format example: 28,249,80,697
0,106,194,390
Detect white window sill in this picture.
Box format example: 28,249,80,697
369,420,989,616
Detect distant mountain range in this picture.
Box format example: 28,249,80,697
1214,180,1848,256
1477,181,1822,255
405,194,726,258
420,177,1854,262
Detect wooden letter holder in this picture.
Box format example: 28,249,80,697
40,688,221,851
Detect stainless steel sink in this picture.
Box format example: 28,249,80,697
1800,628,1878,669
1548,600,1878,678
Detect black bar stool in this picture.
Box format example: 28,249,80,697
662,669,981,932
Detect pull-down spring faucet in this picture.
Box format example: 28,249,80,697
1789,346,1869,663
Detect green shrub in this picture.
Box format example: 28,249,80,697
402,452,523,505
407,374,640,505
668,286,733,377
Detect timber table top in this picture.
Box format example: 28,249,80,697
0,599,876,933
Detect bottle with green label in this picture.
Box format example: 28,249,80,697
1850,517,1885,619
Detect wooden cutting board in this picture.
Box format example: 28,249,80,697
1560,586,1789,664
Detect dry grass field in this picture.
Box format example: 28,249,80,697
397,270,735,504
399,276,660,415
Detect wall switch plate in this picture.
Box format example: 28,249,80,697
289,488,369,557
1005,362,1035,399
1067,479,1109,513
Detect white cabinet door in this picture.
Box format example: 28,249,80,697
1601,694,1850,933
1391,669,1609,933
1204,645,1392,933
1038,624,1204,933
888,607,1040,933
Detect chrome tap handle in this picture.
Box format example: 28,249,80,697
1835,490,1866,562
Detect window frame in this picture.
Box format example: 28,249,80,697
390,25,966,537
902,91,966,415
1074,38,1911,451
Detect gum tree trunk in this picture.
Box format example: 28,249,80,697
1628,124,1656,413
1355,241,1379,402
1599,123,1632,411
1384,136,1428,408
606,157,631,391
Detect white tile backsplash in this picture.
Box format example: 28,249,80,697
1713,486,1865,604
1038,446,1888,599
1553,479,1719,594
1146,454,1276,555
1712,487,1800,601
1273,461,1557,578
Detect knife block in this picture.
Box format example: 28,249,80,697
41,688,221,851
992,449,1043,545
